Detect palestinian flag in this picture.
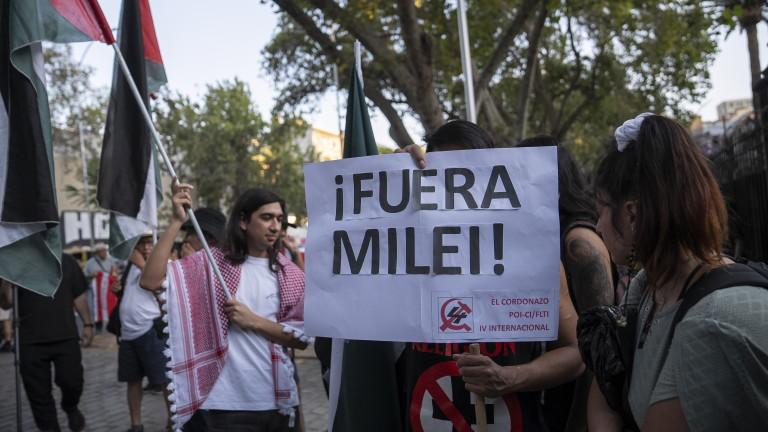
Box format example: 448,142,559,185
97,0,166,260
0,0,113,297
328,43,403,431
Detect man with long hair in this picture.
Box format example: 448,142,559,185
141,182,307,432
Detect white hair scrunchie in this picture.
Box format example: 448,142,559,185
615,112,655,152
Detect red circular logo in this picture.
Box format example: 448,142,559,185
439,297,473,332
409,361,524,432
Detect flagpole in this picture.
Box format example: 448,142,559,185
109,44,232,301
354,41,363,86
457,0,476,123
78,122,95,250
333,62,343,154
13,285,22,432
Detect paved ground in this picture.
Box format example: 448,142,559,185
0,334,328,431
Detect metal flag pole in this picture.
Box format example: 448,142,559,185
333,62,343,153
109,43,232,301
78,121,94,250
13,285,22,432
331,33,343,153
457,0,476,123
354,40,364,87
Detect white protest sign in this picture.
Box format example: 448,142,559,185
304,147,560,342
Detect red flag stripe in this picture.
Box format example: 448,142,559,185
139,0,163,64
50,0,115,44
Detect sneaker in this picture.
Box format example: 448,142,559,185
66,408,85,431
0,339,11,352
126,425,144,432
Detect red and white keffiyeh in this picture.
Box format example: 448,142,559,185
162,248,305,430
91,272,118,323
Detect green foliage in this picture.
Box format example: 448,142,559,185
255,116,313,221
154,79,315,219
43,43,107,208
266,0,723,172
45,44,107,153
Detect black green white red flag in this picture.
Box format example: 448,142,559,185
0,0,113,296
97,0,167,260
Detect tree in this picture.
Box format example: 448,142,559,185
44,43,108,207
264,0,721,166
255,116,315,221
154,79,315,219
45,44,107,153
717,0,767,111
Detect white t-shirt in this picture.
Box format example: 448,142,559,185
202,256,280,411
119,265,161,341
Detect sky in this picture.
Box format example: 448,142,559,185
72,1,768,149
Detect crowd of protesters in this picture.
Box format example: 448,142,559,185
2,113,767,432
394,115,767,432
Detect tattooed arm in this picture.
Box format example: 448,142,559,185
564,227,613,311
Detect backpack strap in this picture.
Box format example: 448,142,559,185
673,263,768,331
117,261,133,300
654,263,768,388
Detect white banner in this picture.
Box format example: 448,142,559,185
304,147,560,342
61,210,111,248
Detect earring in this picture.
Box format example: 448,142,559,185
627,243,636,268
626,224,639,273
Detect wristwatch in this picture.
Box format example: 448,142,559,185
83,323,94,328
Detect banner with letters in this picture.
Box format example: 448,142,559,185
304,147,560,342
60,210,111,249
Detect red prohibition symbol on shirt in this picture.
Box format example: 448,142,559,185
409,361,524,432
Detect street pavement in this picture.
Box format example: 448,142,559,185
0,333,329,431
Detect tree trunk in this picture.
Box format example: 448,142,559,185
740,4,762,113
746,24,761,86
515,3,547,143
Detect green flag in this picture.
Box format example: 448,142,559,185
330,45,402,431
341,63,378,158
0,0,113,296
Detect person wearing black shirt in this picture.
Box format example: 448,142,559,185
0,253,94,432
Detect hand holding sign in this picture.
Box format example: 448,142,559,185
394,143,426,169
454,347,519,398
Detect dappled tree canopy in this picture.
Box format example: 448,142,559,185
44,44,107,207
154,79,316,219
45,44,108,156
265,0,723,169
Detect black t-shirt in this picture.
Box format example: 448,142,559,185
19,254,87,344
398,342,544,432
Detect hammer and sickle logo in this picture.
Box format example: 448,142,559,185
440,298,473,332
